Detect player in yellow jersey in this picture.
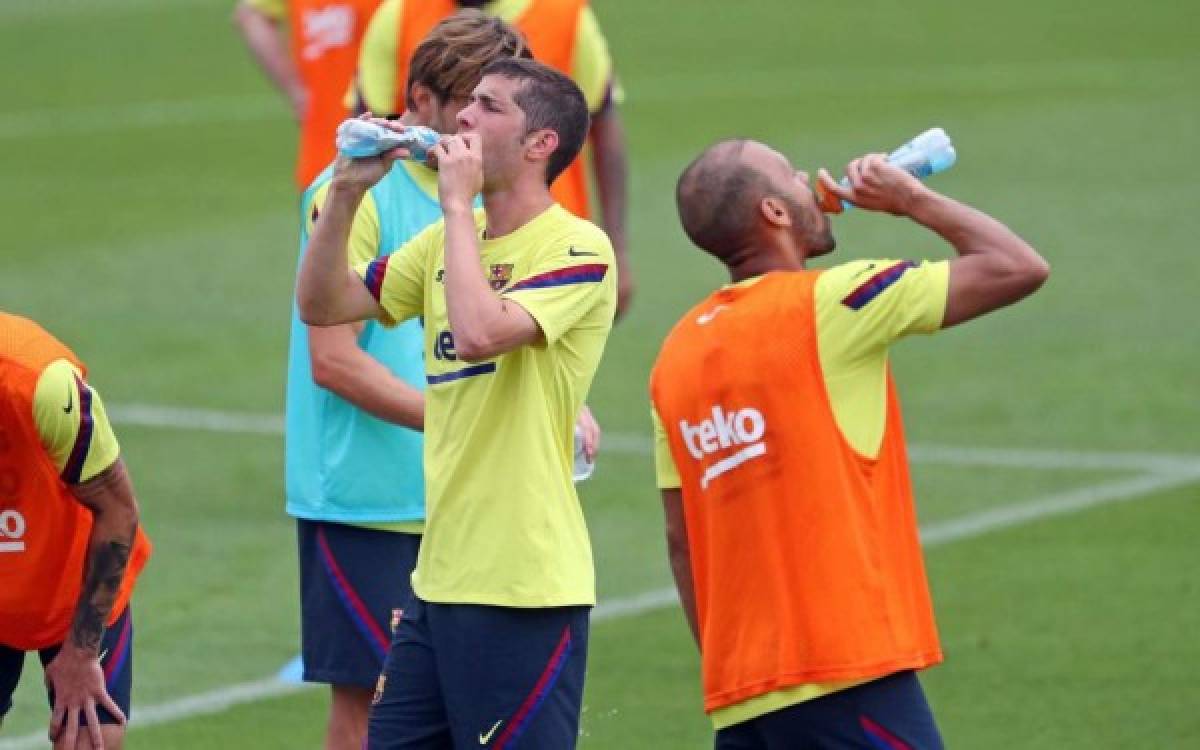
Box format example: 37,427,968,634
297,58,614,748
354,0,636,317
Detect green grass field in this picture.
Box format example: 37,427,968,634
2,0,1199,747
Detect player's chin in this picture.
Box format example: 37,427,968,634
811,231,837,257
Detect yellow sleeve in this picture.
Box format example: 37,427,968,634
814,259,949,458
354,213,443,325
652,406,681,489
816,259,949,361
32,360,120,484
356,0,403,115
242,0,287,21
306,181,382,268
571,6,622,112
501,224,615,344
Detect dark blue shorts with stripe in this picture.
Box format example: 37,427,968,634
367,596,589,750
297,519,421,688
714,670,944,750
0,606,134,727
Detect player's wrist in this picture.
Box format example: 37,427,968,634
327,177,370,200
61,639,101,662
899,184,941,221
441,198,474,218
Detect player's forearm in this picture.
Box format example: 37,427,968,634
298,184,369,325
312,343,425,430
662,488,700,648
590,107,634,318
442,205,514,361
667,536,701,649
233,4,306,115
68,460,138,654
590,106,629,253
908,190,1048,277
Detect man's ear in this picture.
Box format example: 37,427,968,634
524,128,560,162
759,195,793,228
407,82,437,119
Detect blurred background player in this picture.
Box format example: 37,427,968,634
234,0,384,188
650,142,1049,748
0,313,152,750
353,0,635,317
297,58,615,748
285,12,531,750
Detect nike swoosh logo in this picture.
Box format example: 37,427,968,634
568,247,598,257
479,719,504,745
696,305,728,325
63,382,74,414
852,262,878,279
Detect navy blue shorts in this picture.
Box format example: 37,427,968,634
367,596,590,750
0,606,134,726
714,670,943,750
297,520,421,688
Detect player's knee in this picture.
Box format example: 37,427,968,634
327,685,373,749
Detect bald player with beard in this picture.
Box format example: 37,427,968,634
649,140,1049,749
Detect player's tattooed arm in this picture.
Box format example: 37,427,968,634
43,459,139,745
68,459,139,652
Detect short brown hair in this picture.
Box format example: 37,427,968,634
405,10,531,112
481,57,589,185
676,140,768,258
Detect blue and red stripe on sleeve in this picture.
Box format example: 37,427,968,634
841,261,917,311
62,374,94,484
505,263,608,293
361,255,390,302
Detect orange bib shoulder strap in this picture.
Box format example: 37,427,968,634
515,0,585,73
392,0,459,114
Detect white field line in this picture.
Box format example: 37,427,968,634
5,404,1195,747
595,468,1200,621
0,57,1188,140
0,96,284,141
918,469,1200,545
0,679,314,750
107,402,1200,475
5,467,1198,749
110,403,284,436
0,0,216,22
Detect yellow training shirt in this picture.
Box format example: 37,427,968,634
355,203,616,606
652,258,948,728
243,0,287,21
32,359,121,484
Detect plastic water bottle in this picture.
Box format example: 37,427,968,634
817,127,957,214
335,119,440,162
573,425,595,482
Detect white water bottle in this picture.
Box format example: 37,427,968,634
573,425,595,482
335,119,440,162
817,127,957,214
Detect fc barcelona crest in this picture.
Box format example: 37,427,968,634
488,263,514,291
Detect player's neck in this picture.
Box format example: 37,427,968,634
728,257,801,282
481,179,555,240
726,239,806,282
